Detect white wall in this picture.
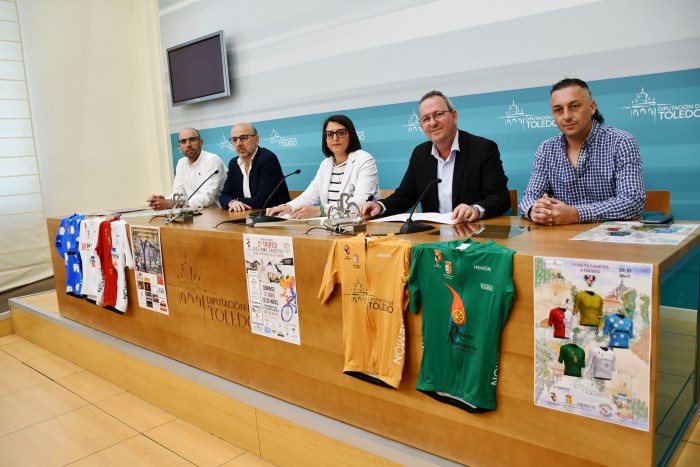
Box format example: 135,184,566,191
18,0,171,217
161,0,700,131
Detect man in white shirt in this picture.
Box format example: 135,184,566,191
147,127,227,210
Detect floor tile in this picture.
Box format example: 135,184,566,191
657,376,695,438
655,433,672,465
0,362,50,397
0,405,137,466
145,418,245,467
660,316,697,337
56,369,125,403
687,414,700,444
221,452,275,466
95,392,177,432
0,334,22,346
674,440,700,467
68,434,195,466
656,372,688,427
19,292,60,314
0,348,19,368
25,353,84,380
0,381,88,436
0,338,51,361
658,331,696,378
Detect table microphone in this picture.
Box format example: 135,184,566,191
249,169,301,225
182,170,220,207
399,178,441,234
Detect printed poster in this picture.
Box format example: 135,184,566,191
243,234,300,345
533,256,652,431
131,225,169,315
570,221,699,245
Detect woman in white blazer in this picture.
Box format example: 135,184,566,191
266,115,380,219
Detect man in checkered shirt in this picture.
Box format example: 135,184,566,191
519,78,645,225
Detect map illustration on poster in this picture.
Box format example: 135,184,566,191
533,256,652,431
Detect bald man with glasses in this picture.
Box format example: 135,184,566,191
147,127,227,210
219,122,291,211
363,90,510,222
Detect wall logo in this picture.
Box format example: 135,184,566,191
268,128,298,147
622,86,699,122
357,130,365,141
498,100,556,130
402,112,423,133
219,134,234,152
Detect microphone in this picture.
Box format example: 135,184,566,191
249,169,301,225
182,170,220,207
398,178,442,234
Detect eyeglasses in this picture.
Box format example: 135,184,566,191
324,129,348,140
178,136,201,145
229,134,256,144
419,110,453,125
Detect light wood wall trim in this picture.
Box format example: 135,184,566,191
0,311,13,336
8,299,449,466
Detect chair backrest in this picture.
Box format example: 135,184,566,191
644,190,670,215
379,189,394,200
508,189,518,216
289,190,303,200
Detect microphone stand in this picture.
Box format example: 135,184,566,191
398,178,442,234
166,169,220,223
248,169,301,225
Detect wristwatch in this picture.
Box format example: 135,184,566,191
471,204,484,219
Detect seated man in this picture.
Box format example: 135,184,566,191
147,127,227,210
519,78,645,225
363,90,510,222
219,123,291,211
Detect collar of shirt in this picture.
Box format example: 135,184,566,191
237,146,259,198
557,120,602,167
236,146,259,172
431,132,460,213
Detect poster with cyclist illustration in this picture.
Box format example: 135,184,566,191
243,234,300,345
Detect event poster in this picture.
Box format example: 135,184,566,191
533,256,652,431
131,225,169,315
243,234,300,345
570,221,699,245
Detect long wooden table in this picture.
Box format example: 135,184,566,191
47,210,700,466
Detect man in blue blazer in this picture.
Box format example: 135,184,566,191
363,91,510,222
219,123,291,211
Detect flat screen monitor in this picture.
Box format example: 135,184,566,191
166,30,230,106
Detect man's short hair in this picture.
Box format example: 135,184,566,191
181,127,201,139
233,123,257,136
550,78,605,124
419,90,455,112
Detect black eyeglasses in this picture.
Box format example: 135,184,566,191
324,129,348,139
229,134,256,144
178,136,201,145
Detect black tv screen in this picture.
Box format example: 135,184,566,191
166,31,230,106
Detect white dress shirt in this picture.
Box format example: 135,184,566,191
171,150,227,208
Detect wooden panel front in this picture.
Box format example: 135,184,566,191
47,211,700,466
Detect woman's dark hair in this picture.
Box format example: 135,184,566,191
321,114,362,157
550,78,604,124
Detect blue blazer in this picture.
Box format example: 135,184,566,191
219,147,291,209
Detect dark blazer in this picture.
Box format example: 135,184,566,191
382,130,510,219
219,147,291,209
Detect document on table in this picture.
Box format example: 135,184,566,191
369,212,458,224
